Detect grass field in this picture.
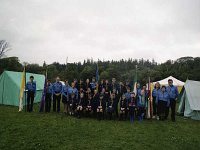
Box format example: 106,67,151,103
0,104,200,150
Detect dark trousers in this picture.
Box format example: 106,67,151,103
45,93,51,112
152,96,157,116
158,101,167,120
27,91,34,112
53,94,61,112
165,99,176,121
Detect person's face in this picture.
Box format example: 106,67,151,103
94,90,97,94
112,78,116,83
127,89,130,93
168,80,173,86
131,93,135,97
156,83,159,88
100,96,103,100
86,79,89,83
105,80,108,84
30,77,34,82
162,87,166,92
65,80,68,85
92,78,95,82
143,86,146,90
56,77,60,82
87,88,91,92
80,93,84,98
137,83,140,88
71,82,75,87
102,88,105,93
101,80,104,84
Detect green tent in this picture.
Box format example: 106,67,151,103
177,80,200,120
0,71,45,106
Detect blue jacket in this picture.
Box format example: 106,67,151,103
46,83,53,94
26,81,36,93
137,92,147,108
152,88,160,97
125,92,131,101
166,85,179,99
62,85,70,98
156,91,170,106
136,88,141,96
68,87,78,99
52,82,63,94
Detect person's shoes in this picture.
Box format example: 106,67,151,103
157,116,159,120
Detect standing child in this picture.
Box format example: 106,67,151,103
85,93,92,117
119,94,127,121
128,92,137,123
137,89,147,122
62,80,70,114
77,92,85,118
97,94,104,120
107,93,114,120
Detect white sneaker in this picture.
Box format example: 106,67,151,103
157,116,159,120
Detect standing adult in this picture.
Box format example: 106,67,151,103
26,76,36,112
152,82,160,118
166,79,179,122
52,77,63,112
45,80,52,112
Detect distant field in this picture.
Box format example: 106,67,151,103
0,105,200,150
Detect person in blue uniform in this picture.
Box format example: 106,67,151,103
90,77,97,94
166,79,179,122
62,80,70,114
119,94,127,121
156,86,170,121
137,88,147,122
128,92,137,123
68,82,79,115
45,80,52,112
52,77,63,112
26,76,36,112
152,82,160,118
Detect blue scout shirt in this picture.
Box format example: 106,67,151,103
68,87,78,99
46,83,53,94
26,81,36,93
52,82,63,94
152,88,160,97
62,85,70,98
156,90,170,106
166,85,179,100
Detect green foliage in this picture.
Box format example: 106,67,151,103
1,56,200,83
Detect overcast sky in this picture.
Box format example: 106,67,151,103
0,0,200,65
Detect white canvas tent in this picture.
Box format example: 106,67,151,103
177,80,200,120
153,76,185,86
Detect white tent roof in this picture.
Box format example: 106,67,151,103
153,76,185,86
184,80,200,110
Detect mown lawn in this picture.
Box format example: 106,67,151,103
0,104,200,150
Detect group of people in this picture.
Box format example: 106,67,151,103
25,76,179,123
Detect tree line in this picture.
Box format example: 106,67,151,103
0,56,200,85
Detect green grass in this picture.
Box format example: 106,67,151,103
0,105,200,150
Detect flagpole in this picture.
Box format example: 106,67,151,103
24,64,27,112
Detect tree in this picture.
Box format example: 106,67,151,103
0,40,11,59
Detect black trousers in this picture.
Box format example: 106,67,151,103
158,101,167,120
53,94,61,112
152,96,157,116
27,91,35,112
45,93,51,112
165,99,176,121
